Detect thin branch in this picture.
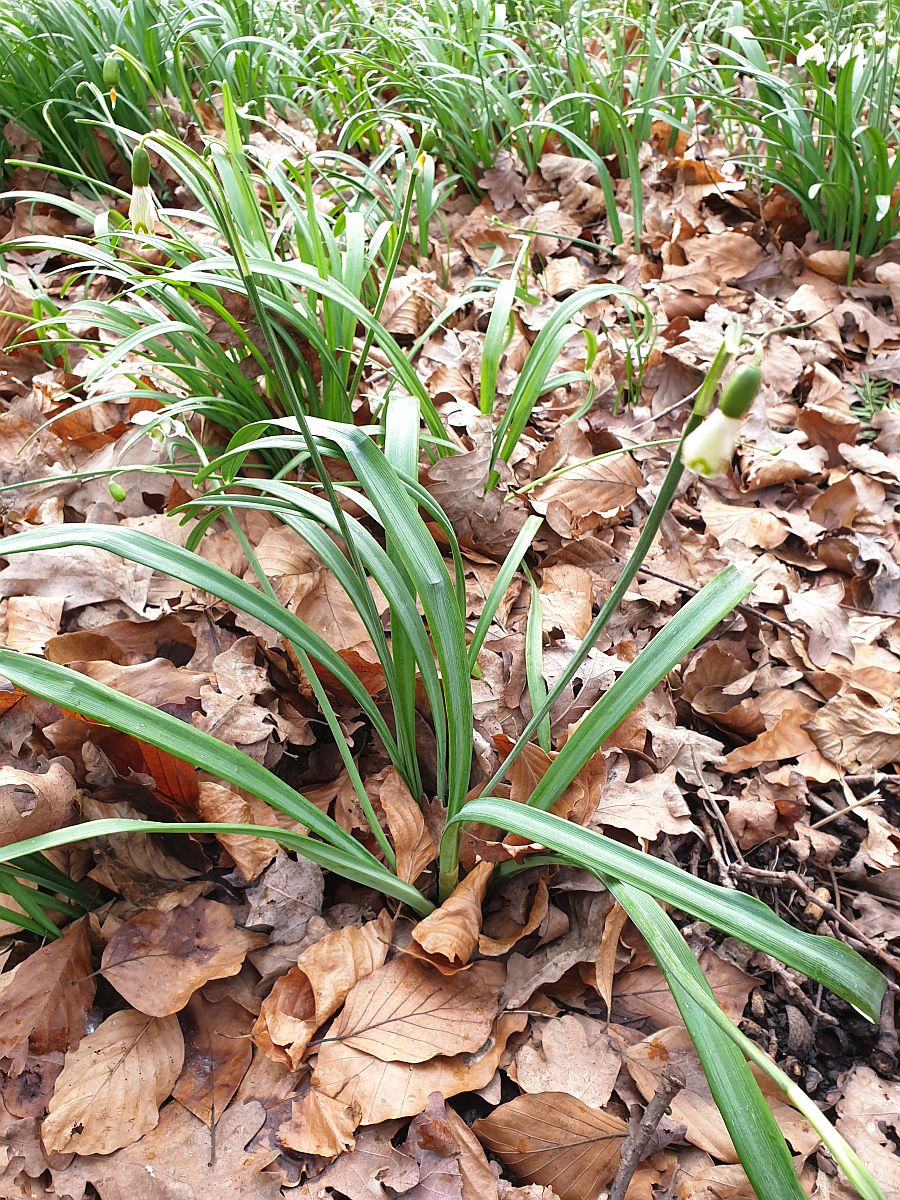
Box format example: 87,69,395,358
607,1062,685,1200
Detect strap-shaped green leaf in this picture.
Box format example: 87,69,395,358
0,818,434,917
0,525,401,764
447,800,885,1022
0,649,430,909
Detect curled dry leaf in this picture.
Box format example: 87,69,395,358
101,897,267,1016
409,860,493,972
277,1087,358,1157
0,760,76,847
313,1011,529,1126
41,1008,184,1156
252,910,392,1069
531,451,643,540
378,766,437,884
196,780,283,882
171,991,253,1126
473,1091,627,1200
0,918,94,1076
480,877,550,956
330,957,499,1064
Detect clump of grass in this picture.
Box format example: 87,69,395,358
851,373,899,437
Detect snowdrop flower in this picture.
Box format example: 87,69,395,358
128,145,157,235
681,409,745,477
837,42,865,68
797,40,827,67
681,355,762,478
131,408,187,447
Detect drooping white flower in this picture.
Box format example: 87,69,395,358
130,408,187,446
128,183,157,235
837,42,865,68
681,409,744,477
797,40,827,67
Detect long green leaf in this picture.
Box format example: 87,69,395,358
526,567,753,811
0,819,434,917
614,883,883,1200
0,525,402,765
612,882,805,1200
0,649,421,898
447,801,885,1022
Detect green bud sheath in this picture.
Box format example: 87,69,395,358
102,55,120,86
718,356,762,419
131,146,151,188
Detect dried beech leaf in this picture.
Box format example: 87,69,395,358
379,767,437,883
473,1091,627,1200
313,1011,528,1125
41,1009,184,1155
277,1087,358,1157
0,918,94,1076
172,991,253,1125
101,898,266,1016
0,760,76,848
331,957,499,1063
409,861,493,971
252,910,392,1068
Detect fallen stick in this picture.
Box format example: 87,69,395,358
607,1061,685,1200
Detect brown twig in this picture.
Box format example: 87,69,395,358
607,1063,685,1200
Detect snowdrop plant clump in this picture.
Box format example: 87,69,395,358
709,24,900,276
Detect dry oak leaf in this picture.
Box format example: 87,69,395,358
805,693,900,773
294,1118,419,1199
277,1087,358,1157
100,898,266,1017
4,594,64,653
329,956,499,1063
244,850,324,945
0,918,94,1077
784,584,853,668
312,1011,528,1126
252,910,392,1069
47,1098,282,1200
396,1092,464,1200
473,1091,627,1200
591,766,696,841
377,766,437,884
41,1008,184,1156
0,760,76,848
409,861,494,972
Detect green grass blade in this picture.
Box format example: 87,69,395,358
526,567,753,810
0,649,380,870
612,883,809,1200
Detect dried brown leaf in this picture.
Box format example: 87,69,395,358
378,766,436,884
313,1011,528,1126
252,911,392,1069
41,1009,184,1155
0,761,76,848
409,861,493,971
473,1091,627,1200
330,957,498,1063
101,898,266,1016
172,991,253,1125
0,918,94,1076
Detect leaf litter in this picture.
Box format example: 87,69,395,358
0,98,898,1200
